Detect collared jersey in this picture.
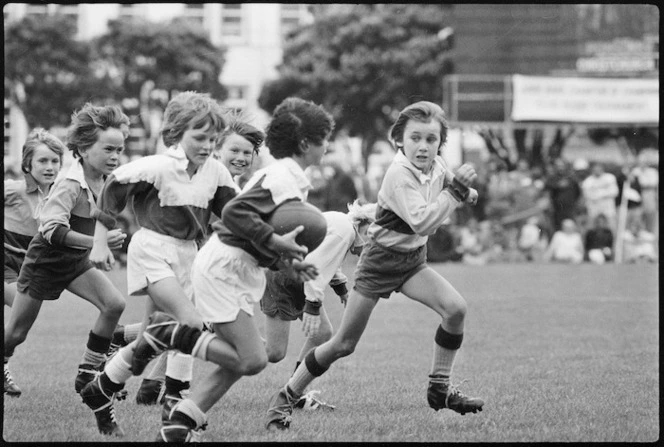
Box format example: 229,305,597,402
4,173,48,254
303,211,355,303
38,159,101,247
214,157,312,268
368,150,462,251
96,145,239,241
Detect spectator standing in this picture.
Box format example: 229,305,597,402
544,158,581,231
581,162,619,232
543,218,584,264
584,213,614,264
631,155,658,233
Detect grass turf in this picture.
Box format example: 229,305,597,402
2,261,659,442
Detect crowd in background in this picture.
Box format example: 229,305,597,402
307,144,659,266
6,137,657,266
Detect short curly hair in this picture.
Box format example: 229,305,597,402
265,97,334,159
21,128,66,174
388,101,448,152
217,112,264,155
161,91,226,148
67,104,130,158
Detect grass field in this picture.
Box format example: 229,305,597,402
2,261,659,443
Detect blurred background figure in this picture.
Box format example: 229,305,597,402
544,158,581,232
543,218,584,264
581,162,619,233
584,213,614,264
622,219,657,264
630,154,659,234
517,216,547,262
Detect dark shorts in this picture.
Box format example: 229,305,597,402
4,250,24,283
353,241,427,300
16,234,94,301
260,269,306,321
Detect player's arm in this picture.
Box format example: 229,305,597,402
40,179,91,249
222,180,307,261
329,269,349,306
301,233,348,337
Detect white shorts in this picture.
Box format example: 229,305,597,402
126,228,197,300
191,235,266,323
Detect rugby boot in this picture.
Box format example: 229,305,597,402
161,390,190,423
427,375,484,415
75,363,99,394
156,409,206,443
136,378,165,406
4,364,21,397
293,390,335,411
131,311,179,375
80,375,125,437
265,386,299,430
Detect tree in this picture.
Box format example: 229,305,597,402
4,15,98,128
258,4,455,170
91,17,227,152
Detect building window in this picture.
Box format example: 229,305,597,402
53,4,79,34
221,4,243,38
280,4,304,38
25,3,49,17
184,3,205,26
118,4,138,21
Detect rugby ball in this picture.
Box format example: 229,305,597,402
268,200,327,253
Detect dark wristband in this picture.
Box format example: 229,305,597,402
303,300,322,316
331,282,348,296
447,177,470,202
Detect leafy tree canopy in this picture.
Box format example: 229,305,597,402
258,4,454,165
93,17,227,102
4,15,98,128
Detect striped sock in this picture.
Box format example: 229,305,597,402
123,323,143,344
145,352,168,381
81,331,111,368
287,349,327,396
431,325,463,382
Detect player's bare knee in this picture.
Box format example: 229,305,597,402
266,345,287,364
334,338,357,358
446,298,467,324
103,296,125,318
240,353,268,376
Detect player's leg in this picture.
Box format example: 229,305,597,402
400,266,483,415
296,306,333,364
67,268,126,436
157,311,267,442
266,290,378,430
3,291,42,397
4,281,17,307
292,306,335,410
264,314,291,363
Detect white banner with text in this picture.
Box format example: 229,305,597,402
511,75,659,124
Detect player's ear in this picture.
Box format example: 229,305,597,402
298,139,308,153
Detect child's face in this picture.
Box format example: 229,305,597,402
180,123,217,167
30,144,61,188
81,127,125,177
214,133,254,177
401,119,442,172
